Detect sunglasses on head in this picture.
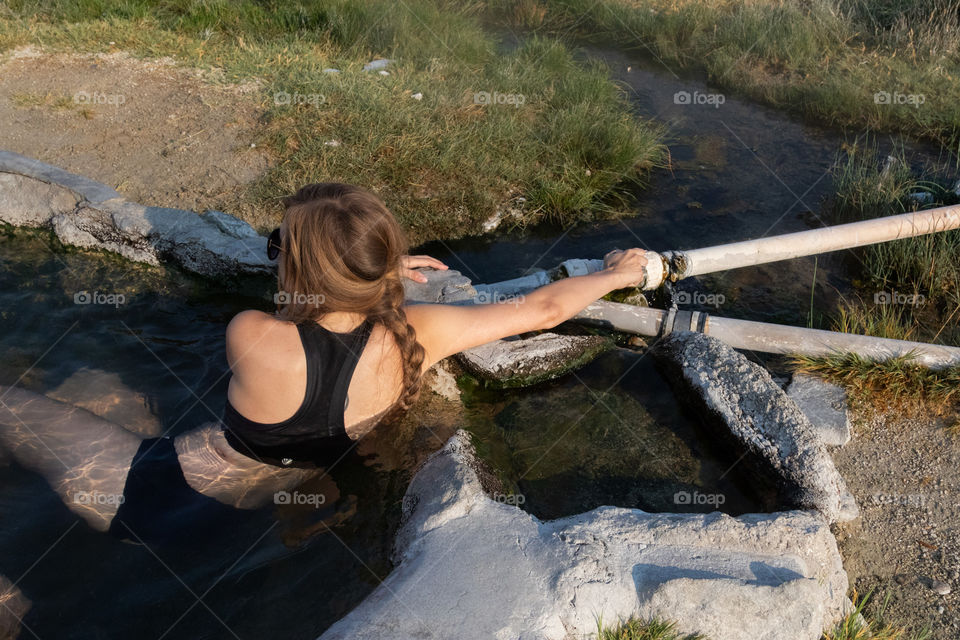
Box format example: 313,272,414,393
267,227,282,261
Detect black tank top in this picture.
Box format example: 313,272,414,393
222,318,374,465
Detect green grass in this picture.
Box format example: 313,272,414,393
595,617,706,640
789,143,960,424
791,351,960,422
485,0,960,149
830,142,960,314
821,141,960,351
593,590,931,640
823,589,931,640
0,0,665,242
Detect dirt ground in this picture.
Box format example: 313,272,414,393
833,411,960,638
0,46,273,228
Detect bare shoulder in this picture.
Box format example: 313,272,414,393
226,309,276,337
225,310,292,368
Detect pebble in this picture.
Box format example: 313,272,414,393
323,68,340,73
324,140,340,147
412,92,423,101
932,579,952,595
939,606,946,614
378,70,390,76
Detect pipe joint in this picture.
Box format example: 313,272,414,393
661,307,710,336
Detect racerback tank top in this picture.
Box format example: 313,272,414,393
221,318,373,465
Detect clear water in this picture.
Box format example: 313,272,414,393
0,230,421,638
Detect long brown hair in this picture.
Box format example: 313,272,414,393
276,183,425,419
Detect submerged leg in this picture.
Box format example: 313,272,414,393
0,385,142,532
0,574,30,640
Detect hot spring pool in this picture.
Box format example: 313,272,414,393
0,228,766,639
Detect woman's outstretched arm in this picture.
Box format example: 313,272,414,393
405,248,649,370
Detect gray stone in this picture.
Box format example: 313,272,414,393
319,430,850,640
0,151,274,277
201,209,261,239
402,267,476,303
0,150,122,205
787,373,852,446
0,172,80,227
931,579,952,595
457,332,612,387
654,332,858,524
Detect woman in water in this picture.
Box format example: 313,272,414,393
0,182,648,542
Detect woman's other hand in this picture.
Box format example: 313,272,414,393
400,255,449,283
602,248,649,288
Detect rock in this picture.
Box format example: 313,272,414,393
318,430,850,640
457,332,613,388
654,332,858,524
411,92,423,100
200,209,260,239
786,373,852,446
402,267,476,303
931,579,952,595
0,172,81,226
363,58,392,71
0,574,30,640
322,68,340,73
0,150,273,277
426,360,461,402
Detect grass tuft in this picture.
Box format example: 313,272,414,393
595,616,707,640
790,351,960,420
823,589,931,640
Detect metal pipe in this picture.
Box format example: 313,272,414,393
673,204,960,283
456,255,960,368
554,205,960,289
569,300,960,369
